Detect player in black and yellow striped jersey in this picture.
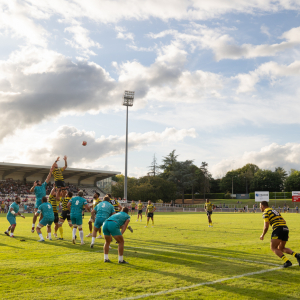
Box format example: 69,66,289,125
204,199,214,227
51,156,68,199
145,200,156,227
108,194,122,213
87,192,102,237
137,200,144,222
57,190,73,240
260,201,300,268
48,186,59,238
130,200,136,216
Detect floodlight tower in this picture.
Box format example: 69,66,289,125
122,90,135,202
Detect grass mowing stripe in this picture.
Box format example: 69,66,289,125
119,265,296,300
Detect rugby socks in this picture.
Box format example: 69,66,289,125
152,220,154,225
147,220,149,226
92,237,95,243
281,254,289,263
32,223,35,227
59,227,63,238
10,232,14,237
72,227,77,239
292,252,298,257
38,233,44,240
104,254,109,260
119,255,123,262
79,231,84,242
48,233,52,239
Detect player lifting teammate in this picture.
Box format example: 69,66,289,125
87,192,102,238
145,200,156,227
57,190,73,240
30,166,54,233
259,201,300,268
204,199,213,227
48,185,59,238
137,200,144,221
52,156,68,199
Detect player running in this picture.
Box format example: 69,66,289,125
90,196,115,248
87,192,102,237
30,166,54,233
145,200,156,227
137,200,144,221
259,201,300,268
57,190,73,240
130,200,136,216
52,156,68,199
48,186,59,238
67,190,89,245
102,207,131,263
204,199,213,227
4,197,25,237
35,196,55,242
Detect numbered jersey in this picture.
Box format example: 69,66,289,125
69,196,87,215
263,207,287,229
37,202,54,219
49,194,58,213
110,199,120,212
94,201,115,219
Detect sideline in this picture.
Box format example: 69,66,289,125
119,265,296,300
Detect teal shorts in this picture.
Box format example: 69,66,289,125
94,217,106,229
7,215,16,225
40,217,54,227
35,200,42,209
70,214,83,226
103,221,122,237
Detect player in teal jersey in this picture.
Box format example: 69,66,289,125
102,207,131,263
4,197,25,238
90,196,115,248
30,166,54,233
35,197,55,242
67,190,90,245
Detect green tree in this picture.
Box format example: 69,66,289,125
159,150,178,179
284,170,300,191
148,154,159,176
250,169,283,192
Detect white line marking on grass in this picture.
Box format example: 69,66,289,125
126,246,281,267
119,265,297,300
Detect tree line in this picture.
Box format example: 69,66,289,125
111,150,300,203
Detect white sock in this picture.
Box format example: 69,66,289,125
104,254,109,260
10,232,14,236
48,233,51,239
32,223,35,227
119,255,123,262
72,227,77,238
38,233,43,240
92,237,95,243
79,231,84,242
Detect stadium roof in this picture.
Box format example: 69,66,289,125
0,162,120,185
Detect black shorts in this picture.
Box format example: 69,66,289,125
55,180,65,188
60,210,70,221
206,211,212,216
271,226,289,241
54,213,59,223
147,213,154,218
131,207,135,210
138,210,143,214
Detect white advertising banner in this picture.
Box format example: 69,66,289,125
255,191,269,202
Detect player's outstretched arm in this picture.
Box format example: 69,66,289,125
121,219,130,235
84,204,90,212
30,181,37,193
62,155,67,171
45,166,55,184
260,222,269,240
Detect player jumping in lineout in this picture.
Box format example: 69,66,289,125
52,156,68,199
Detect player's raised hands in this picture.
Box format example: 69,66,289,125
63,155,67,161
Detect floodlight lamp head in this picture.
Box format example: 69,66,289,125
123,90,135,106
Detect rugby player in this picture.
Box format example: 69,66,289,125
296,206,299,213
259,201,300,268
48,186,59,238
137,200,144,221
67,190,89,245
145,200,156,227
102,207,131,263
4,197,25,237
204,199,213,227
130,200,136,216
52,155,68,199
35,196,55,242
30,166,54,233
57,190,73,240
108,194,122,213
90,196,115,248
87,192,101,237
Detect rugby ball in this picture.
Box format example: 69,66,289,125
82,141,87,146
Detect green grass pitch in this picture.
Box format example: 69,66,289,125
0,212,300,300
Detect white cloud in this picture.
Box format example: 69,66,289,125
65,25,101,56
261,24,271,37
212,142,300,177
117,32,134,41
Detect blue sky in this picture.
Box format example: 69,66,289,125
1,0,300,177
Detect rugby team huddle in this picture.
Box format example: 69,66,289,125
4,156,156,264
